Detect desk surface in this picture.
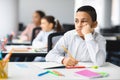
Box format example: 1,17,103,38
7,62,120,80
3,45,47,58
7,39,31,45
4,45,47,53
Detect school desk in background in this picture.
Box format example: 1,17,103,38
2,45,47,61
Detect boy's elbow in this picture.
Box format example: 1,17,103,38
95,60,105,67
95,51,106,66
94,56,106,67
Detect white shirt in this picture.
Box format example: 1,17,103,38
45,30,106,66
32,30,55,48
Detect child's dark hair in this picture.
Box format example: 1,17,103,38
77,5,97,22
42,16,63,32
35,10,45,18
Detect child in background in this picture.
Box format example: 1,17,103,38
33,16,63,61
32,16,63,48
45,5,106,66
20,10,45,41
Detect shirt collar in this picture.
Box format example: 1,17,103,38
73,30,78,36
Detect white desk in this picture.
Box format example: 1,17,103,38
7,39,31,45
3,45,47,60
7,62,120,80
104,36,117,40
4,45,47,53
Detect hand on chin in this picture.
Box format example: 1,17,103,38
76,29,84,37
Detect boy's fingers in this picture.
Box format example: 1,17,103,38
70,59,78,65
83,22,88,26
63,57,78,66
68,62,76,66
75,60,78,64
71,58,78,62
83,23,91,28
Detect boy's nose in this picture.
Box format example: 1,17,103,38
77,22,83,28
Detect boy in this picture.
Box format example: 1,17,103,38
45,6,106,66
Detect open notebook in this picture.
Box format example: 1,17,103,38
33,62,95,69
32,62,65,69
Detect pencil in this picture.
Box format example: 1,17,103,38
38,71,49,76
61,45,74,58
52,70,64,76
48,70,59,76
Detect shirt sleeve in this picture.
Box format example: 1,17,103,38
32,32,47,48
84,33,106,66
45,33,69,63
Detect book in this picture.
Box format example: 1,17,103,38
33,62,65,69
75,69,102,78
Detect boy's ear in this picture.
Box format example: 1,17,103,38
92,21,98,28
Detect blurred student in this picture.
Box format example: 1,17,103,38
20,10,45,41
45,6,106,66
32,15,63,48
33,16,63,61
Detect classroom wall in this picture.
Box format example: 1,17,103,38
18,0,74,25
111,0,120,25
0,0,18,38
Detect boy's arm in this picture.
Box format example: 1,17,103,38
82,24,106,66
45,35,67,63
85,33,106,66
46,32,78,66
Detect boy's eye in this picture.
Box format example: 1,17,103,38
81,21,88,23
75,19,79,23
81,20,88,23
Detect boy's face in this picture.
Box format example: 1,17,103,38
75,11,97,37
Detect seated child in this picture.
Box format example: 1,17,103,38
45,6,106,66
33,16,63,61
20,10,45,41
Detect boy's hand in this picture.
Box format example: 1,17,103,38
62,57,78,66
81,23,94,35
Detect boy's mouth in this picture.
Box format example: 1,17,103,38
76,28,82,31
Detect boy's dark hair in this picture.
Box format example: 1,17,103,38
42,16,63,32
77,5,97,22
35,10,45,18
